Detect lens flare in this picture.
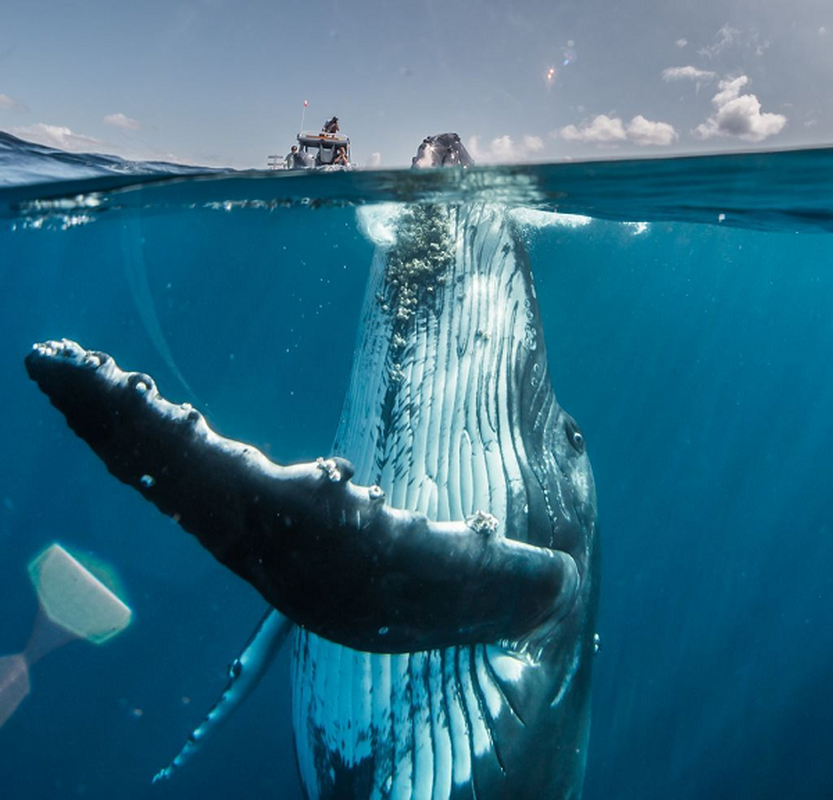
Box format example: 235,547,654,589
29,544,132,645
561,42,577,67
0,543,133,730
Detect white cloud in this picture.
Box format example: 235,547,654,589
626,115,679,146
675,38,688,48
693,75,787,143
698,25,740,59
0,93,27,111
698,25,769,59
366,151,382,168
104,112,140,130
522,134,545,153
466,133,545,163
710,76,746,107
557,114,678,147
662,66,717,82
559,115,627,144
11,123,102,152
753,37,770,57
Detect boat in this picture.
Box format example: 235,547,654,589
268,129,352,170
293,130,351,168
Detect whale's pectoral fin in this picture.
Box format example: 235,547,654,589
26,340,579,653
154,608,292,784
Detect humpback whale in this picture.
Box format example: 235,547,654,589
25,134,600,799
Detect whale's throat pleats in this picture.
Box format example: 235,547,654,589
293,204,562,799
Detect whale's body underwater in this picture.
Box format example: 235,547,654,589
26,135,599,799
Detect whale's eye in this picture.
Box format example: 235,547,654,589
564,418,586,454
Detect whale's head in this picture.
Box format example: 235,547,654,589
411,132,475,168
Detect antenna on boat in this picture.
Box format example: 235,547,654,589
299,99,308,134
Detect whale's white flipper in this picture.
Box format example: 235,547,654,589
153,608,292,783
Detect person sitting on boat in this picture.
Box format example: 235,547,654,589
333,146,349,166
323,116,339,134
284,145,298,168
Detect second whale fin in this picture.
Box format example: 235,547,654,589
153,608,293,784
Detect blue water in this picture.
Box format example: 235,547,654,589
1,134,833,799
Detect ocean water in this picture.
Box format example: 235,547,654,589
1,134,833,799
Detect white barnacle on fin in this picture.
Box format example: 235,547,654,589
466,510,499,536
368,485,385,503
315,457,342,483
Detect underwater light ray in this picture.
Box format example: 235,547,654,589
122,210,196,401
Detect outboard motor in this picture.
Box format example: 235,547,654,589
411,133,475,168
290,149,315,169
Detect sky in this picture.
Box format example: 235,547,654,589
1,0,832,169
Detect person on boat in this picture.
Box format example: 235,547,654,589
323,116,339,134
333,146,349,166
284,145,298,168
